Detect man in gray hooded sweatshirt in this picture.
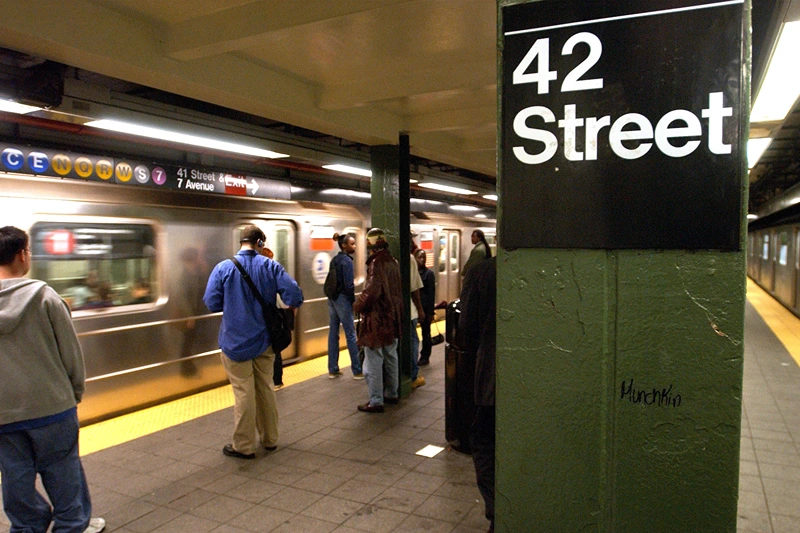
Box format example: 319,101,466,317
0,226,105,533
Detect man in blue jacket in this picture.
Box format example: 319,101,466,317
204,225,304,459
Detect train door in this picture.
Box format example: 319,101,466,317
236,220,297,358
436,229,461,304
795,229,800,313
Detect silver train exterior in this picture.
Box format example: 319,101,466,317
748,224,800,313
0,172,495,424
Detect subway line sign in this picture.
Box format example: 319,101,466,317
0,144,290,200
500,0,745,250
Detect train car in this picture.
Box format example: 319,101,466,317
747,182,800,316
0,171,494,423
749,224,799,312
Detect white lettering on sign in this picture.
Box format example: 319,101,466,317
511,32,733,164
183,180,215,191
191,169,216,181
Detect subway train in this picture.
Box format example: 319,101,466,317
747,181,800,317
748,223,800,314
0,171,495,424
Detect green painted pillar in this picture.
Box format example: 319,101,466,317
495,1,749,531
371,139,413,395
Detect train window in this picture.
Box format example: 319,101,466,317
450,233,460,272
779,232,790,266
343,226,364,285
762,235,769,260
237,221,295,277
485,233,497,257
28,222,158,311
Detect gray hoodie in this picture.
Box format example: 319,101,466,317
0,278,85,426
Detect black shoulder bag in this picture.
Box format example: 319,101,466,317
230,257,292,353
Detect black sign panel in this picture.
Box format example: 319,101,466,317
0,144,291,200
501,0,745,250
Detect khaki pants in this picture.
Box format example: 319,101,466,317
221,348,278,455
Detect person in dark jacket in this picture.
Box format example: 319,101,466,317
327,233,362,379
462,229,492,278
415,248,436,365
459,256,496,532
353,228,403,413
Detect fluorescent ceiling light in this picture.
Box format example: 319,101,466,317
747,138,772,168
451,205,480,211
483,194,498,201
751,20,800,122
0,99,41,114
321,188,371,199
409,178,419,184
475,214,488,218
85,119,289,159
418,182,477,195
747,214,758,220
323,164,372,177
410,198,443,205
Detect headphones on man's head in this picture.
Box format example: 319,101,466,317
240,236,265,248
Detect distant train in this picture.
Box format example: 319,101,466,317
0,171,495,424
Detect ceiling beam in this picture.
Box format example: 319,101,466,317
317,61,495,110
406,106,496,133
165,0,415,61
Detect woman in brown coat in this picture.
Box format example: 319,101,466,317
353,228,403,413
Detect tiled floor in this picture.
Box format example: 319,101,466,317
0,345,489,533
737,302,800,533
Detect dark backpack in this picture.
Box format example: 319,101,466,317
323,259,341,299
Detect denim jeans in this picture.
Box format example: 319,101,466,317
0,412,92,533
410,318,420,380
363,340,399,406
328,294,361,375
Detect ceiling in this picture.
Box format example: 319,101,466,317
0,0,497,178
0,0,795,215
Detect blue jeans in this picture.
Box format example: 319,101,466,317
410,318,420,380
328,294,361,375
363,340,399,406
0,413,91,533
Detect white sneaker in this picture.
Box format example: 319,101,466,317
84,517,106,533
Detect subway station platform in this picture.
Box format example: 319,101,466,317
1,283,800,533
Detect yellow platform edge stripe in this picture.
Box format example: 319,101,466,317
79,321,443,455
746,277,800,368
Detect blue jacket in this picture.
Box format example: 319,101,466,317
204,250,304,361
331,251,355,303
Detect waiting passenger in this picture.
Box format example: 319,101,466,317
0,226,106,533
259,245,292,390
408,231,426,389
415,248,436,366
462,229,492,278
459,255,496,532
326,232,362,380
353,228,403,413
203,225,304,459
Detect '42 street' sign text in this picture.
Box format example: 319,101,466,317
500,0,745,250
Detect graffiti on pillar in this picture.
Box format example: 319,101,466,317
619,379,682,408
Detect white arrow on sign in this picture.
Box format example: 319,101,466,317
247,178,259,195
